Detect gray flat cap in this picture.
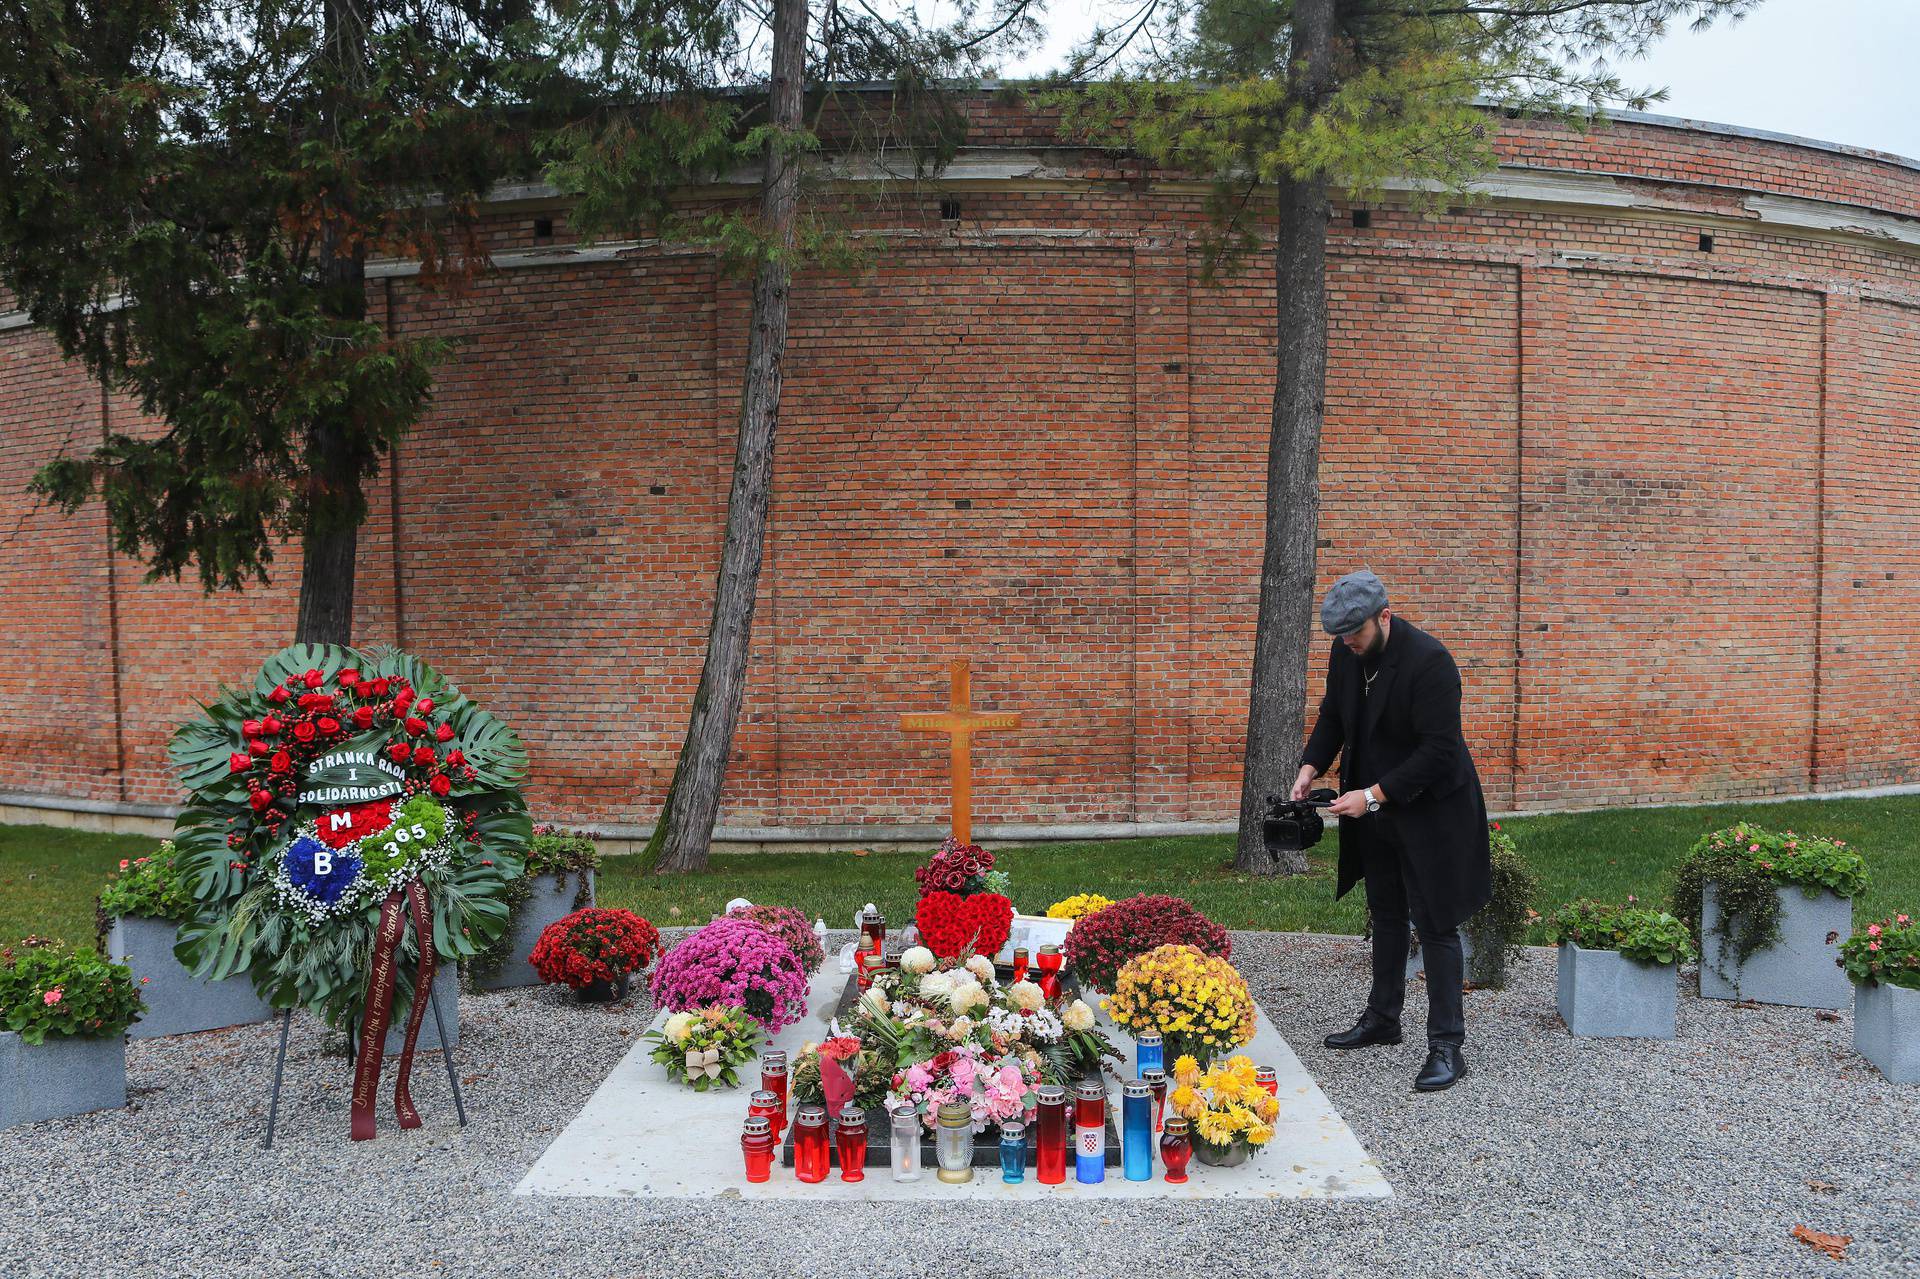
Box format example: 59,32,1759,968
1321,570,1388,635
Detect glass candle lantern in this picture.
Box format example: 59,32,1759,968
1160,1115,1193,1184
1255,1065,1279,1097
1122,1081,1153,1181
1141,1067,1168,1132
836,1104,868,1182
999,1121,1027,1184
1034,1084,1067,1185
759,1053,789,1139
889,1106,922,1182
862,909,887,953
1073,1080,1106,1184
793,1104,830,1184
1134,1030,1164,1077
748,1089,783,1146
1011,947,1030,984
1035,945,1065,1002
935,1102,975,1184
741,1114,777,1183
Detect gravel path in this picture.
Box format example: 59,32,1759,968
1,931,1912,1279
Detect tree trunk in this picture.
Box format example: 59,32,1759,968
296,0,367,649
1236,0,1336,875
646,0,808,873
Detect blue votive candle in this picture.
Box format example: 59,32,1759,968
1135,1030,1164,1077
999,1121,1027,1183
1122,1081,1153,1181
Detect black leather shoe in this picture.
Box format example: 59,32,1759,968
1324,1010,1403,1049
1414,1042,1467,1091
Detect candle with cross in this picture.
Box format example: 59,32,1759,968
899,658,1020,846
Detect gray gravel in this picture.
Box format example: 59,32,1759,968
0,930,1913,1279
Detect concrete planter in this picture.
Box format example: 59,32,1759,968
1852,981,1920,1084
473,871,595,991
0,1030,127,1128
379,964,460,1055
107,915,275,1039
1700,883,1852,1009
1555,942,1677,1038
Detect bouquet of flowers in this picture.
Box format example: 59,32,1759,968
1103,943,1256,1066
1045,893,1114,921
1170,1053,1279,1165
649,916,810,1032
645,1004,762,1091
891,1042,1043,1132
793,1031,895,1113
97,841,196,924
912,837,1015,961
529,907,661,999
1063,893,1232,993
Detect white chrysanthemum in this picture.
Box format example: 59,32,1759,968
663,1011,698,1044
949,980,989,1015
964,954,997,984
918,970,954,1001
1006,980,1045,1012
1064,999,1096,1032
900,946,936,975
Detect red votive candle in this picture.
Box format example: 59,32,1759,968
836,1104,868,1182
742,1114,777,1183
1160,1115,1193,1183
793,1104,830,1184
1034,1083,1067,1184
1036,945,1064,1002
760,1053,789,1138
1255,1065,1278,1097
1011,947,1030,984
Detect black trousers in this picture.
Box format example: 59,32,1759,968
1360,816,1466,1046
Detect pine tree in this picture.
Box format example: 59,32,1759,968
0,0,540,643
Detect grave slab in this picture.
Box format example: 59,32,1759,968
514,966,1392,1201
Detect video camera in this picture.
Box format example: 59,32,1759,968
1261,788,1338,856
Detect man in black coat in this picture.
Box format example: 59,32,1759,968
1291,569,1492,1091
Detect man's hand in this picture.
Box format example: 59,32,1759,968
1327,789,1373,819
1290,765,1317,802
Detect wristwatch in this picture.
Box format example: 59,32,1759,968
1364,786,1381,813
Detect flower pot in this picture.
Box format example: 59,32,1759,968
380,964,460,1055
474,871,596,991
576,972,631,1003
1852,981,1920,1084
1555,942,1677,1039
1192,1139,1251,1168
1700,884,1851,1009
108,915,275,1039
0,1030,127,1129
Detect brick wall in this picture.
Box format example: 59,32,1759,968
3,106,1919,830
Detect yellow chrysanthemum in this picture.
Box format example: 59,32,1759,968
1047,893,1117,921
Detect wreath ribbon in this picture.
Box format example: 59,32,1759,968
349,880,438,1141
685,1047,722,1080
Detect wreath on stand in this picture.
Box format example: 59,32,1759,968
169,643,530,1139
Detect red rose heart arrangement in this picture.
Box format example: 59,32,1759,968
914,890,1014,961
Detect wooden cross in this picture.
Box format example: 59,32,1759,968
900,658,1020,846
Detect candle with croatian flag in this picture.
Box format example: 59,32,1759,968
1073,1080,1106,1184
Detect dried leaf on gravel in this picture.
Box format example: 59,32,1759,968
1815,1011,1841,1022
1805,1179,1838,1194
1790,1225,1851,1259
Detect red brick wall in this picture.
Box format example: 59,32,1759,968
3,107,1919,830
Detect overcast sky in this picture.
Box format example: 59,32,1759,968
1005,0,1920,161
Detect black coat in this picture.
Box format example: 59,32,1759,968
1301,618,1492,930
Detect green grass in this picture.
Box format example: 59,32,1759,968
6,796,1920,950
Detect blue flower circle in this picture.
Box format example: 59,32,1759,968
285,834,362,905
